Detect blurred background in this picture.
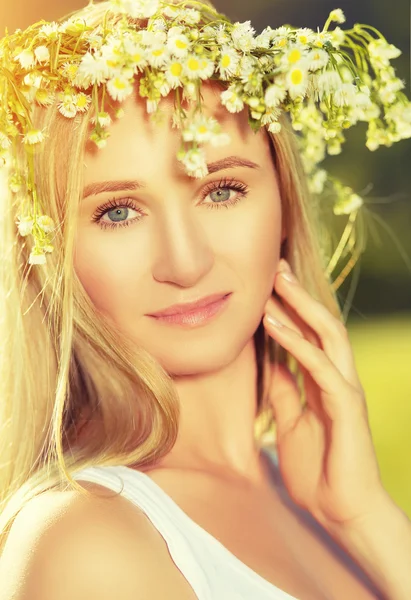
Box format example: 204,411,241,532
1,0,410,516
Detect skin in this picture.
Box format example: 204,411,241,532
74,82,286,483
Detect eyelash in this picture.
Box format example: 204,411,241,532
91,176,250,231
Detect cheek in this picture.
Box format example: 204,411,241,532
73,230,142,314
219,192,282,280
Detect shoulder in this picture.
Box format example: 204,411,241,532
0,480,197,600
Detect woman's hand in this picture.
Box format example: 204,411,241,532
263,258,391,536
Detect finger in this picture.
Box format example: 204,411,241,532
266,292,322,348
263,314,359,421
268,362,303,438
275,260,362,389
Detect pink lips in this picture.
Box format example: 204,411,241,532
148,293,232,327
148,292,231,317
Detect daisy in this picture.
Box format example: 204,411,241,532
218,47,240,80
37,215,55,233
23,129,45,145
14,49,35,69
17,215,34,236
183,55,214,80
146,45,169,69
329,9,346,24
220,85,245,113
106,74,134,101
34,45,50,65
28,250,47,265
178,148,208,178
58,95,77,118
264,83,287,108
182,115,221,144
73,51,111,88
165,60,185,88
75,93,91,112
285,66,309,100
307,48,329,72
167,33,191,58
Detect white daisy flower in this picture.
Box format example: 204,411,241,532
178,148,208,178
315,70,344,99
215,24,231,45
264,83,287,108
333,83,357,107
182,115,221,144
15,49,35,69
255,26,276,49
329,9,346,24
231,20,257,52
39,22,59,39
334,193,363,215
183,55,214,80
282,44,306,68
368,39,402,69
220,85,245,113
58,95,77,118
268,121,282,134
29,250,47,265
35,88,55,107
75,93,91,112
92,111,112,128
285,65,309,100
163,5,179,18
73,51,111,88
312,31,333,48
165,60,185,88
60,62,79,82
122,41,148,72
167,33,191,58
106,74,134,101
146,45,169,68
176,8,201,26
218,47,240,80
34,45,50,64
37,215,55,233
330,27,345,48
307,48,329,72
140,30,167,47
23,129,45,145
295,28,316,45
17,215,34,236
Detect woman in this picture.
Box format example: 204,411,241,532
0,1,410,598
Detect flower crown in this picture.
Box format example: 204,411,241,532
1,0,410,279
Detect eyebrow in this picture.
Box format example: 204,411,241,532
82,156,261,199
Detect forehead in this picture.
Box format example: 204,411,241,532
83,81,272,180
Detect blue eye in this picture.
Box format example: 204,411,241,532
91,176,250,231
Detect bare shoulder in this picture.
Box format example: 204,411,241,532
0,480,198,600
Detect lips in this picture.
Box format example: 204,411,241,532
148,292,231,317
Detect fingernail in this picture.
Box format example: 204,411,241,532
280,271,297,283
266,314,284,328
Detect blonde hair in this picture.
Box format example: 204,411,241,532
0,0,343,551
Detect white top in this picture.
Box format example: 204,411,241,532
72,446,380,600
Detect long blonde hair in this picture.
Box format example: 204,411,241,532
0,0,343,551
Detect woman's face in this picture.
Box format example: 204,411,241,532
74,83,285,375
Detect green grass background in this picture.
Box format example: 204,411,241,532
348,313,411,517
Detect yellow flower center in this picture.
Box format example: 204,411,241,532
299,35,308,44
152,49,164,57
76,95,88,108
132,53,142,63
288,49,302,63
291,69,303,85
170,62,183,76
187,57,200,71
176,39,188,49
276,39,287,48
221,54,231,68
114,78,126,90
197,125,208,134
